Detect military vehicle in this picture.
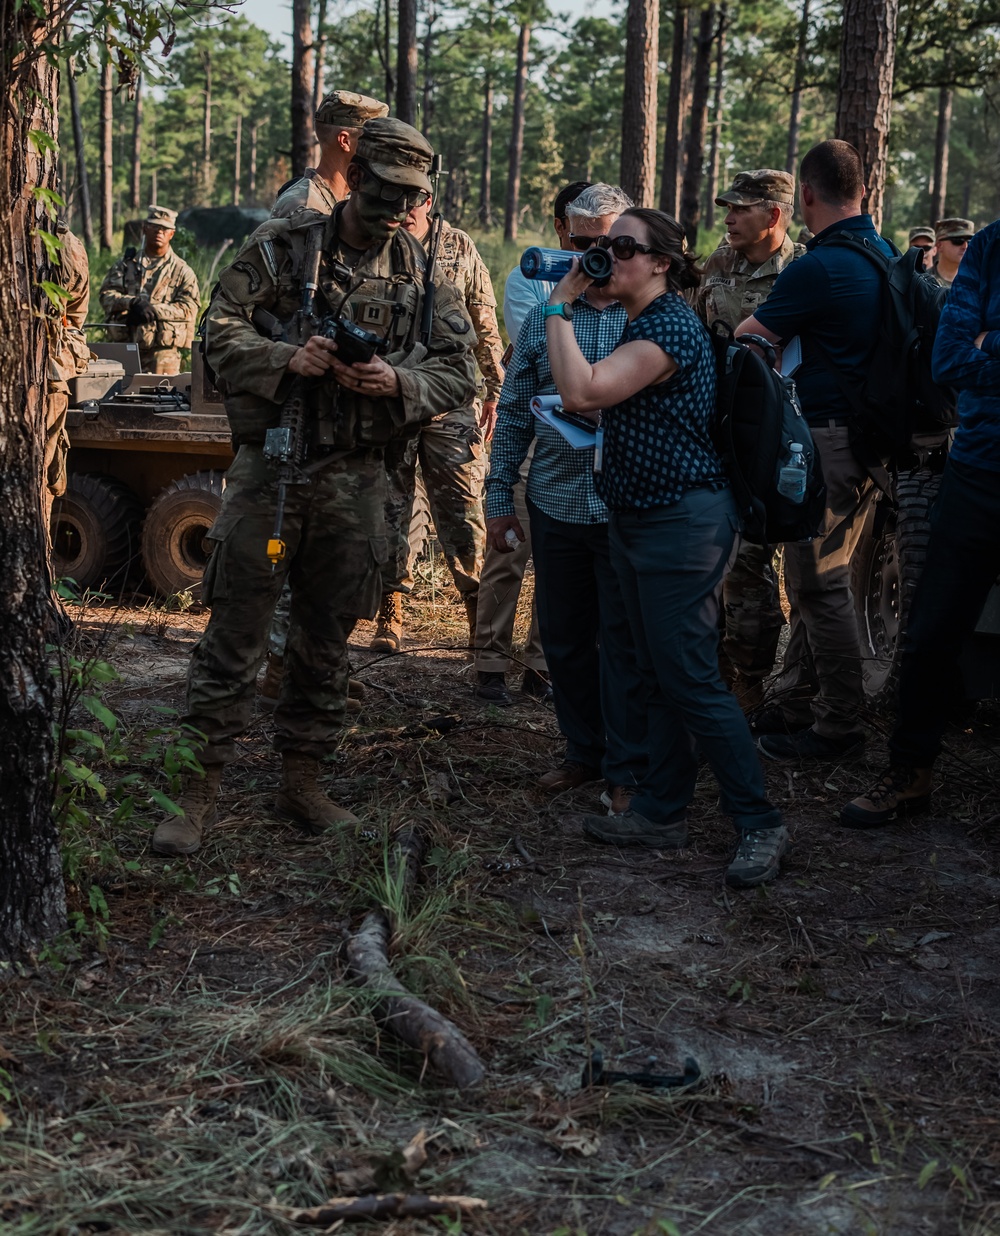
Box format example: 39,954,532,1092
51,342,233,598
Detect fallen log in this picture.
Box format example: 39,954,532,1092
287,1192,487,1224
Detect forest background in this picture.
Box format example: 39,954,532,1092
60,0,1000,282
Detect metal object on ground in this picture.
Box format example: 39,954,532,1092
581,1048,701,1091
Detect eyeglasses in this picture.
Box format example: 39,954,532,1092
358,164,430,210
944,236,970,246
568,233,607,251
597,235,663,261
912,242,934,251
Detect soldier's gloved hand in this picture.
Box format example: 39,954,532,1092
126,296,156,327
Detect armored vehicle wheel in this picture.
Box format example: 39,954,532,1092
852,468,941,705
51,473,143,594
141,470,225,599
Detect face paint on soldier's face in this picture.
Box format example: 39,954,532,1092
353,187,410,242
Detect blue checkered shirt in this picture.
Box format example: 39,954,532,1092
597,292,725,511
485,297,628,525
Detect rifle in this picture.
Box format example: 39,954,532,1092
263,226,324,568
419,211,444,348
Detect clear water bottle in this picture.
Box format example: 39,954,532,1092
777,442,807,504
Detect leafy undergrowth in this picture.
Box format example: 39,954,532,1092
3,558,1000,1235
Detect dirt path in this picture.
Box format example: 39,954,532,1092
2,570,999,1235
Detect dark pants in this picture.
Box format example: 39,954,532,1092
891,458,1000,767
610,487,782,835
528,498,646,787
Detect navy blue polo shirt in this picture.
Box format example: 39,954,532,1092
753,214,894,424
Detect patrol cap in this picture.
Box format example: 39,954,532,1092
145,205,177,228
908,225,936,245
716,169,795,208
315,89,389,127
355,117,434,192
935,217,975,242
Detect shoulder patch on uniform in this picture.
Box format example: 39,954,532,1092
445,312,471,334
231,260,262,294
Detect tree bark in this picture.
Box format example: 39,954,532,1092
312,0,327,117
503,21,530,243
704,4,727,230
396,0,418,125
421,0,436,135
478,0,495,227
659,2,690,216
233,112,242,206
130,74,142,211
620,0,659,207
0,0,67,957
679,3,714,247
291,0,315,177
99,51,114,249
249,120,259,202
67,59,93,247
929,82,952,223
834,0,899,231
201,50,213,204
786,0,810,173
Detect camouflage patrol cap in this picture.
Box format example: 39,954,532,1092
315,89,389,127
145,205,177,228
355,117,434,192
908,225,936,245
716,169,796,208
935,217,975,242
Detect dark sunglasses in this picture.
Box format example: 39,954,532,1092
596,234,662,261
358,163,430,210
568,233,607,250
944,236,970,246
912,242,934,251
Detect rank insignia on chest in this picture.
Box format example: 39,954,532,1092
360,301,392,328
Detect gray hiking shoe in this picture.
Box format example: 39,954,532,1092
725,825,790,889
582,808,688,850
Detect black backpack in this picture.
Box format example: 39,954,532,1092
811,235,957,455
707,324,826,546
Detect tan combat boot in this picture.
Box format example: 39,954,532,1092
840,765,933,829
276,752,360,833
260,654,363,714
369,591,403,653
151,765,222,856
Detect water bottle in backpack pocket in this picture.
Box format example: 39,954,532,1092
777,442,808,504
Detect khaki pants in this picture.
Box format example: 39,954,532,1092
774,423,876,738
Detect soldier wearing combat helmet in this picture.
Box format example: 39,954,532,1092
99,205,200,374
271,89,389,220
151,118,478,857
693,168,806,710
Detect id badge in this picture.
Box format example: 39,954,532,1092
593,426,604,474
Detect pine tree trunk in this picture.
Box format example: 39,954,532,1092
703,4,727,230
834,0,898,231
478,0,495,227
249,121,259,202
786,0,810,173
201,51,213,204
67,59,93,248
291,0,315,177
233,112,242,205
503,21,530,243
0,0,67,957
312,0,327,116
620,0,659,207
930,82,952,223
130,74,142,211
660,2,690,216
679,3,714,247
396,0,418,125
421,0,436,135
99,52,114,249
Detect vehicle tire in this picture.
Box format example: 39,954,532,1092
141,470,225,599
852,468,941,705
50,472,143,594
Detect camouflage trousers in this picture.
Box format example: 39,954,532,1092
140,347,183,375
721,538,786,683
186,444,387,764
382,406,486,596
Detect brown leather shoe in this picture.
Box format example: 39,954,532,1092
151,765,222,856
840,765,933,828
276,753,359,833
537,760,602,793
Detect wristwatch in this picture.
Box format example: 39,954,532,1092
543,301,573,321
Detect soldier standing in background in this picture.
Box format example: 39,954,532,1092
151,119,477,857
370,194,505,653
99,205,199,374
932,218,975,288
693,169,805,709
907,225,937,271
45,222,91,532
271,89,389,219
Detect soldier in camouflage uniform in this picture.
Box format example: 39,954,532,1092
694,169,806,709
271,89,388,220
151,119,477,857
371,197,505,652
931,217,975,288
45,222,91,529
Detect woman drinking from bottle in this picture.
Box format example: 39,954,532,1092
544,207,789,890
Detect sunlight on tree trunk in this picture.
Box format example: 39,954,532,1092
99,50,113,247
67,58,93,248
396,0,418,125
930,80,952,222
130,74,142,211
